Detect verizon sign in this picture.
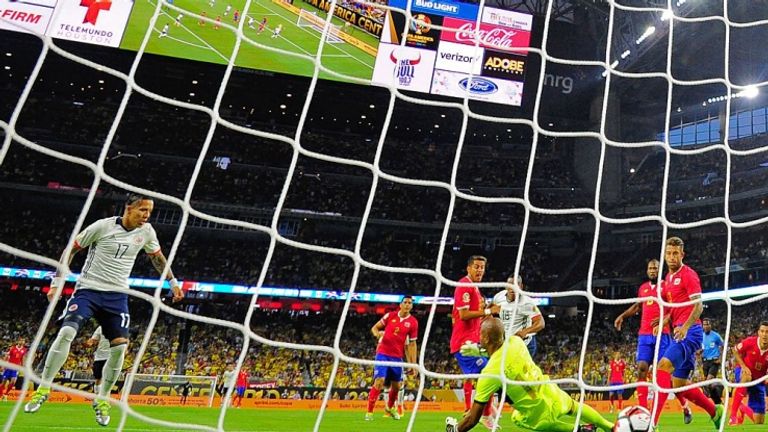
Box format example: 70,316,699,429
0,0,58,35
440,17,530,55
434,41,483,74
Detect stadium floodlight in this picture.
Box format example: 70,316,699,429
660,10,674,21
636,26,656,44
621,50,631,59
741,85,759,98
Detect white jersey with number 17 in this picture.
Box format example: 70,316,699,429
74,216,161,292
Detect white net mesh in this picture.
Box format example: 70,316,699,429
1,0,768,431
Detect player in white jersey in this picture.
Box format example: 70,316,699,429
271,24,282,38
85,326,111,410
492,274,545,357
25,194,184,426
220,364,237,406
159,23,169,38
224,4,231,16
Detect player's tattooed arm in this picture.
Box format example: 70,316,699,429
148,251,175,280
48,243,84,302
57,243,83,277
681,295,703,331
674,294,703,341
148,252,184,302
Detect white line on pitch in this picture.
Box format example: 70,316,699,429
255,2,373,69
149,0,230,62
153,28,211,51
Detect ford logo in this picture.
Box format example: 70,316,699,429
459,77,498,95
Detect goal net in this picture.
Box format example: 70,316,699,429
125,374,218,408
296,8,346,44
1,0,767,432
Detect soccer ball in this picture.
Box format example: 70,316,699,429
613,406,652,432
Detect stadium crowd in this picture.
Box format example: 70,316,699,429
2,286,767,399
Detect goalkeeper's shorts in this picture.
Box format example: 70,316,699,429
509,383,573,431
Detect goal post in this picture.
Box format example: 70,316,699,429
124,374,218,408
296,8,345,44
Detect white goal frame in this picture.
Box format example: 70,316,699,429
296,8,346,44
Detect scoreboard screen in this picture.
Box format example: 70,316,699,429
1,0,532,106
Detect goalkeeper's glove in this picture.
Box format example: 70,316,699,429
445,416,459,432
460,341,488,358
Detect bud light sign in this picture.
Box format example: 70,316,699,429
388,0,479,20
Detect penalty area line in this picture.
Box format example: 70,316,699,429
153,28,211,51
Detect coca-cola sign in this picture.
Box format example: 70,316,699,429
440,17,530,55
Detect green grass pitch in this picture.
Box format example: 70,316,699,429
0,404,763,431
120,0,377,81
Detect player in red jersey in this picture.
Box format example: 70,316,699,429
258,17,267,34
450,255,500,430
651,237,723,428
232,367,249,408
614,259,692,421
729,321,768,425
365,296,418,421
608,352,626,413
0,337,28,400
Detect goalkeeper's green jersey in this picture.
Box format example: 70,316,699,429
474,336,573,428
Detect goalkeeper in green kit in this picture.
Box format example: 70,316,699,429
446,318,614,432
